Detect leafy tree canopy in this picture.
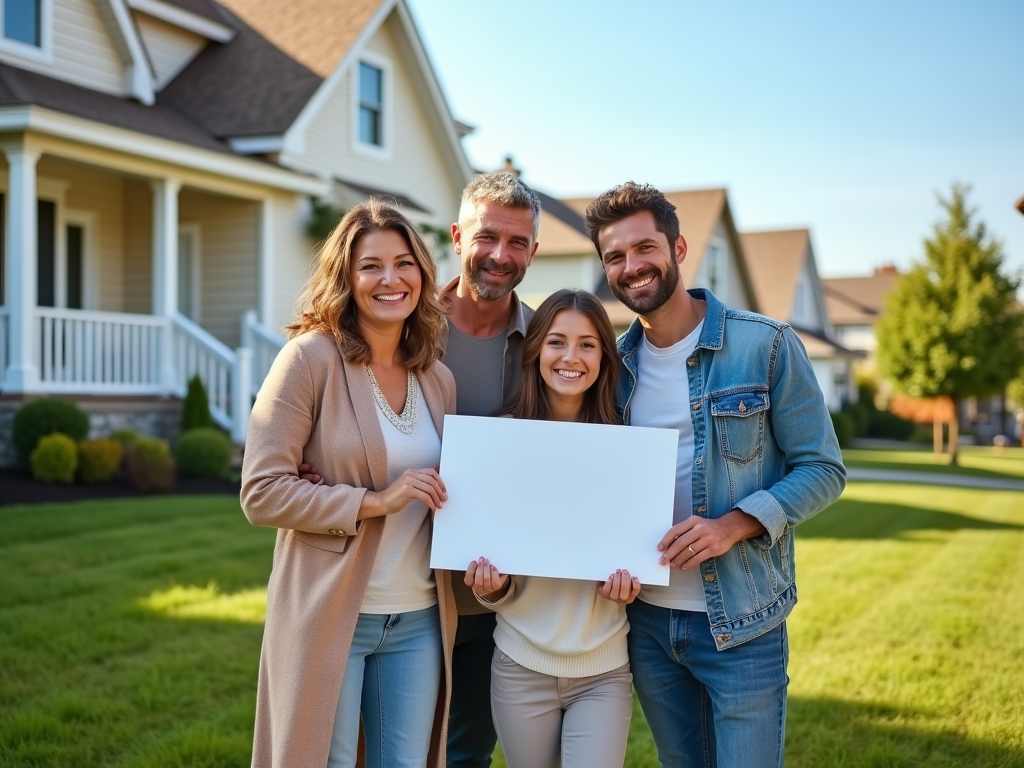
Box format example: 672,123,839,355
876,183,1024,403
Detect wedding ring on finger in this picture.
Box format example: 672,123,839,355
688,544,696,554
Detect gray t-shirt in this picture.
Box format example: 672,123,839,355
441,323,508,417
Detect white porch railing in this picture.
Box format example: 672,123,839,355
241,310,285,397
35,307,166,394
0,306,272,443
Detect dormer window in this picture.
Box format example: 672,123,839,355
358,62,383,147
3,0,41,47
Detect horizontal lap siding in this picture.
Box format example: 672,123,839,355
179,192,259,349
51,0,127,96
133,12,206,89
298,14,462,236
271,192,314,333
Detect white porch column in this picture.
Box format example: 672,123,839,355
3,146,42,392
151,178,181,390
258,196,274,326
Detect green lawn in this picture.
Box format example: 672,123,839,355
842,444,1024,481
2,481,1023,767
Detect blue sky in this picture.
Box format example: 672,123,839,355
406,0,1024,281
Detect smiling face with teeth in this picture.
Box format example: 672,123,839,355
597,210,686,316
537,308,604,414
351,229,423,334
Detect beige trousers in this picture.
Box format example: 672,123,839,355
490,649,633,768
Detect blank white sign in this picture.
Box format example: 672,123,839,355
430,415,677,585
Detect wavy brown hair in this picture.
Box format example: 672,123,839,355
584,182,680,258
286,199,446,371
497,289,620,425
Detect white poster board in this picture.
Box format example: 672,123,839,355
430,415,677,585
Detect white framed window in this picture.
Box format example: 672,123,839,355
0,0,52,63
352,52,392,158
177,223,201,322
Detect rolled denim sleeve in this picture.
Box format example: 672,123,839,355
734,327,846,546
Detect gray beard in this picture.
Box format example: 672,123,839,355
464,259,525,301
609,260,680,315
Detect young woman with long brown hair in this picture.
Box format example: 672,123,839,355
465,288,640,768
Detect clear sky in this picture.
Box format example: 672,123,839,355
406,0,1024,281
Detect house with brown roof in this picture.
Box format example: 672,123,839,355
0,0,471,453
523,187,759,330
821,265,901,361
740,229,862,411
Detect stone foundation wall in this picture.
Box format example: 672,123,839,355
0,396,183,468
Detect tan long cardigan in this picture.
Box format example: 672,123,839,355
240,331,458,768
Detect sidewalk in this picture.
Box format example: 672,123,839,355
846,467,1024,491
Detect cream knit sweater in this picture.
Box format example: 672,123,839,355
480,575,629,678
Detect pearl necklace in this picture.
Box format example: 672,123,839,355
366,367,418,435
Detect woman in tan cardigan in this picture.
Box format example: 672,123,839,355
240,200,457,768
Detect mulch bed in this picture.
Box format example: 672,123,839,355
0,468,240,507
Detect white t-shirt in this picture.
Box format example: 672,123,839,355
360,383,440,614
630,321,707,612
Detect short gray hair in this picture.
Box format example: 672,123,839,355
458,172,542,241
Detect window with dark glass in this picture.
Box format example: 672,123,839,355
359,62,383,146
4,0,41,47
67,224,83,310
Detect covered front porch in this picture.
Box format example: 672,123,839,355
0,136,318,441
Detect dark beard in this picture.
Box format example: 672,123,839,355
609,259,680,315
465,258,526,301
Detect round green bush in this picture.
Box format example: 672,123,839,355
77,439,124,484
124,436,175,493
176,428,233,479
31,433,78,484
109,428,141,445
13,399,90,464
829,411,855,448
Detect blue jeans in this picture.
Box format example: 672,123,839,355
626,600,789,768
446,612,498,768
328,606,442,768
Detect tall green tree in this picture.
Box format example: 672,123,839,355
876,183,1024,462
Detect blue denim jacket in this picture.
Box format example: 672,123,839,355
617,289,846,650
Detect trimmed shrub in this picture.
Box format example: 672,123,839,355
109,428,141,445
77,439,124,484
30,433,78,484
843,401,872,437
829,411,855,448
124,436,176,493
13,399,90,464
176,428,233,479
181,375,214,432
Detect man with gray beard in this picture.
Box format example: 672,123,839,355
439,172,540,768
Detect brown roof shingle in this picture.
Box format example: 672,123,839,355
822,272,901,326
740,229,810,322
0,61,232,153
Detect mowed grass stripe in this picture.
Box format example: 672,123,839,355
3,480,1023,767
787,482,1024,767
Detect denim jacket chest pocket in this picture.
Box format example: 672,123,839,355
709,388,770,463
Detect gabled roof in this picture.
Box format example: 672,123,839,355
156,3,322,138
739,229,810,322
216,0,383,78
822,270,901,326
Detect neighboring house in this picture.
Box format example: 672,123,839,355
523,187,759,331
0,0,471,459
821,265,901,361
740,229,861,412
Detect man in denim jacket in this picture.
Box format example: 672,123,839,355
585,183,846,768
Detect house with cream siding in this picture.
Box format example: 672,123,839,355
0,0,472,461
524,187,759,331
740,229,861,411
